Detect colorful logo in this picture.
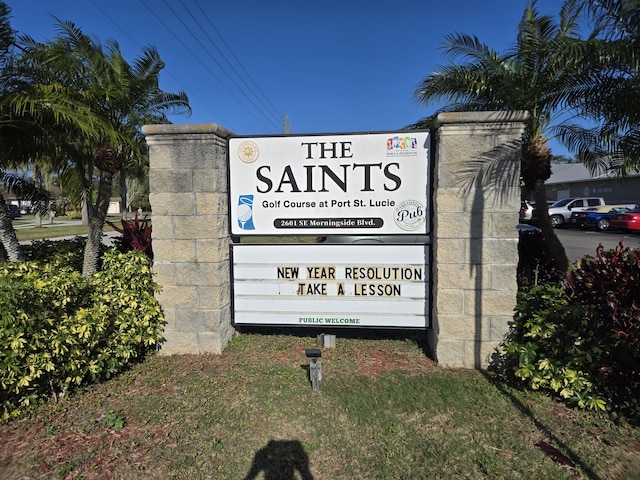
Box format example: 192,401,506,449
386,136,418,154
394,199,425,231
237,195,256,230
237,140,259,163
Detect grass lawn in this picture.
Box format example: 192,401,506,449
13,216,127,242
15,223,90,241
1,333,639,479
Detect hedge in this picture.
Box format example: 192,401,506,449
0,249,164,419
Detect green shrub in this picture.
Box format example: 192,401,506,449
502,282,607,411
500,243,640,418
86,250,165,377
0,249,164,419
0,261,91,417
22,237,88,272
22,236,109,272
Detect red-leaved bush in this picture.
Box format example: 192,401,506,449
565,242,640,414
567,242,640,349
502,241,640,419
107,213,153,259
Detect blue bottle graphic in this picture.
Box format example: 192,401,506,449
237,195,255,230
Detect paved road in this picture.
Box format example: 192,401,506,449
556,227,640,262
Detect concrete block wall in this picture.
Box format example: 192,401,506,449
142,123,235,355
429,111,528,367
143,113,527,367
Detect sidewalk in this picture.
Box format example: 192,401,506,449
12,217,84,230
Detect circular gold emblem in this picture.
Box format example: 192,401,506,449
238,140,259,163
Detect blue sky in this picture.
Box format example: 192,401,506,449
6,0,571,154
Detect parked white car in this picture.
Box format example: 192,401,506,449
542,197,605,227
519,201,533,223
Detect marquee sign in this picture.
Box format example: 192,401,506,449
232,244,429,328
228,131,430,236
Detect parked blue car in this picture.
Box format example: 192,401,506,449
571,205,634,231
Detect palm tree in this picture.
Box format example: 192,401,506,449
0,172,52,261
0,2,23,261
0,2,53,260
20,21,191,276
413,0,590,273
557,0,640,174
1,3,141,262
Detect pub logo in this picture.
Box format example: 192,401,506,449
394,199,425,231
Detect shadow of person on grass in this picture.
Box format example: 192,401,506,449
244,439,314,480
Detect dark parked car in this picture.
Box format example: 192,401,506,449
4,204,20,219
517,223,541,233
568,207,596,229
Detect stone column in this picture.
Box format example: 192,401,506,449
429,111,528,368
142,123,235,355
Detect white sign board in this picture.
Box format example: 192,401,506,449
232,244,429,328
228,131,430,236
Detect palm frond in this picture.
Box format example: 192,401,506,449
1,170,51,205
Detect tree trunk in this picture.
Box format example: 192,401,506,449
119,168,127,220
0,194,24,262
81,188,94,226
521,136,570,274
533,179,569,273
34,167,43,228
82,169,113,277
81,158,95,226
